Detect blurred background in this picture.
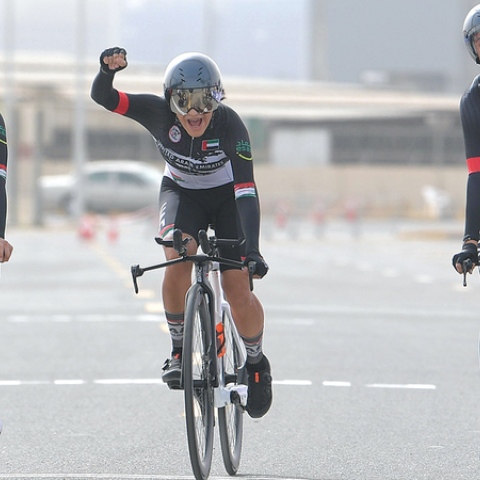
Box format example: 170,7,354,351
0,0,478,232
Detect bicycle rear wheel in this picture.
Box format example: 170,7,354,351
218,310,246,475
183,284,215,480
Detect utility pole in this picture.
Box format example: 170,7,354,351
309,0,328,82
3,0,17,225
72,0,88,220
203,0,216,56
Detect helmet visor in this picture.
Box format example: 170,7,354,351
170,88,221,116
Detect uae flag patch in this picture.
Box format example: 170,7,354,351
202,139,220,151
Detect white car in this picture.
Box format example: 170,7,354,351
39,160,163,214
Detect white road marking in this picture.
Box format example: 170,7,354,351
382,268,399,277
6,314,163,323
264,304,477,318
0,475,302,479
366,383,436,390
54,380,85,385
5,304,478,322
0,378,436,390
414,274,434,284
94,379,163,385
323,381,351,387
274,380,312,386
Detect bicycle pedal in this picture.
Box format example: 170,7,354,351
166,379,183,390
229,384,248,408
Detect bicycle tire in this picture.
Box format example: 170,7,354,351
218,309,245,475
183,283,215,480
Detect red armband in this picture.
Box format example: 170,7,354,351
113,91,129,115
467,157,480,174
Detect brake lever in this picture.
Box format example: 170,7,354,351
247,261,256,292
131,264,144,294
462,259,473,287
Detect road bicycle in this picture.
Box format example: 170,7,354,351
131,228,252,480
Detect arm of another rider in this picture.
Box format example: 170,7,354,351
0,114,13,262
453,172,480,273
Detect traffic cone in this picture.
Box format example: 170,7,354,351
78,214,95,241
107,217,119,243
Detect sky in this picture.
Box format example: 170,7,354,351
1,0,310,79
0,0,477,93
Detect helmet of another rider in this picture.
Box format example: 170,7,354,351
463,4,480,64
163,52,225,116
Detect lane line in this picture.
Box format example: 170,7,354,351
94,379,163,385
274,380,312,386
6,314,163,323
0,379,436,390
323,381,351,387
0,379,311,387
0,475,304,479
6,303,478,323
366,383,436,390
264,304,478,318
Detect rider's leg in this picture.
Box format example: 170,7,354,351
160,237,197,387
162,237,198,351
221,268,265,364
222,268,273,418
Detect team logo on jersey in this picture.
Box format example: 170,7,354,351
169,125,182,143
202,139,220,151
236,140,252,160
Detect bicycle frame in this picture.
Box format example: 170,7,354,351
131,230,248,408
204,261,247,409
182,253,248,407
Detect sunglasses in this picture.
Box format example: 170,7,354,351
170,88,222,115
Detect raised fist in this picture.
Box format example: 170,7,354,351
99,47,128,74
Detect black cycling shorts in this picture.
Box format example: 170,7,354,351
158,177,244,270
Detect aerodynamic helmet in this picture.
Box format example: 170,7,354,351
163,52,225,115
463,4,480,64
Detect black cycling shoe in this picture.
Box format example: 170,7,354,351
246,354,273,418
162,353,182,390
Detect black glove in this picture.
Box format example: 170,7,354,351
452,242,478,272
245,252,269,278
99,47,128,74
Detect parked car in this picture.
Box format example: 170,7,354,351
39,160,163,214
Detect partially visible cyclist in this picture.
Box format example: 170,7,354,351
453,4,480,275
91,47,272,418
0,113,13,263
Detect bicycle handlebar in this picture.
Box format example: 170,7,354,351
131,229,254,294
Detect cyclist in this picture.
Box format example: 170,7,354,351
91,47,272,418
453,4,480,274
0,113,13,263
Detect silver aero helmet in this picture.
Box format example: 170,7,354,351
463,4,480,64
163,52,225,116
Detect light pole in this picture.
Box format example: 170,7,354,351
72,0,88,221
3,0,17,225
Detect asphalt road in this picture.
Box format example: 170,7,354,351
1,218,480,480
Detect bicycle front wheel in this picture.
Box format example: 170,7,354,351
218,309,245,475
183,284,215,480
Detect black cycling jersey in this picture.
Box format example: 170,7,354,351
460,75,480,240
0,114,7,239
91,69,262,256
